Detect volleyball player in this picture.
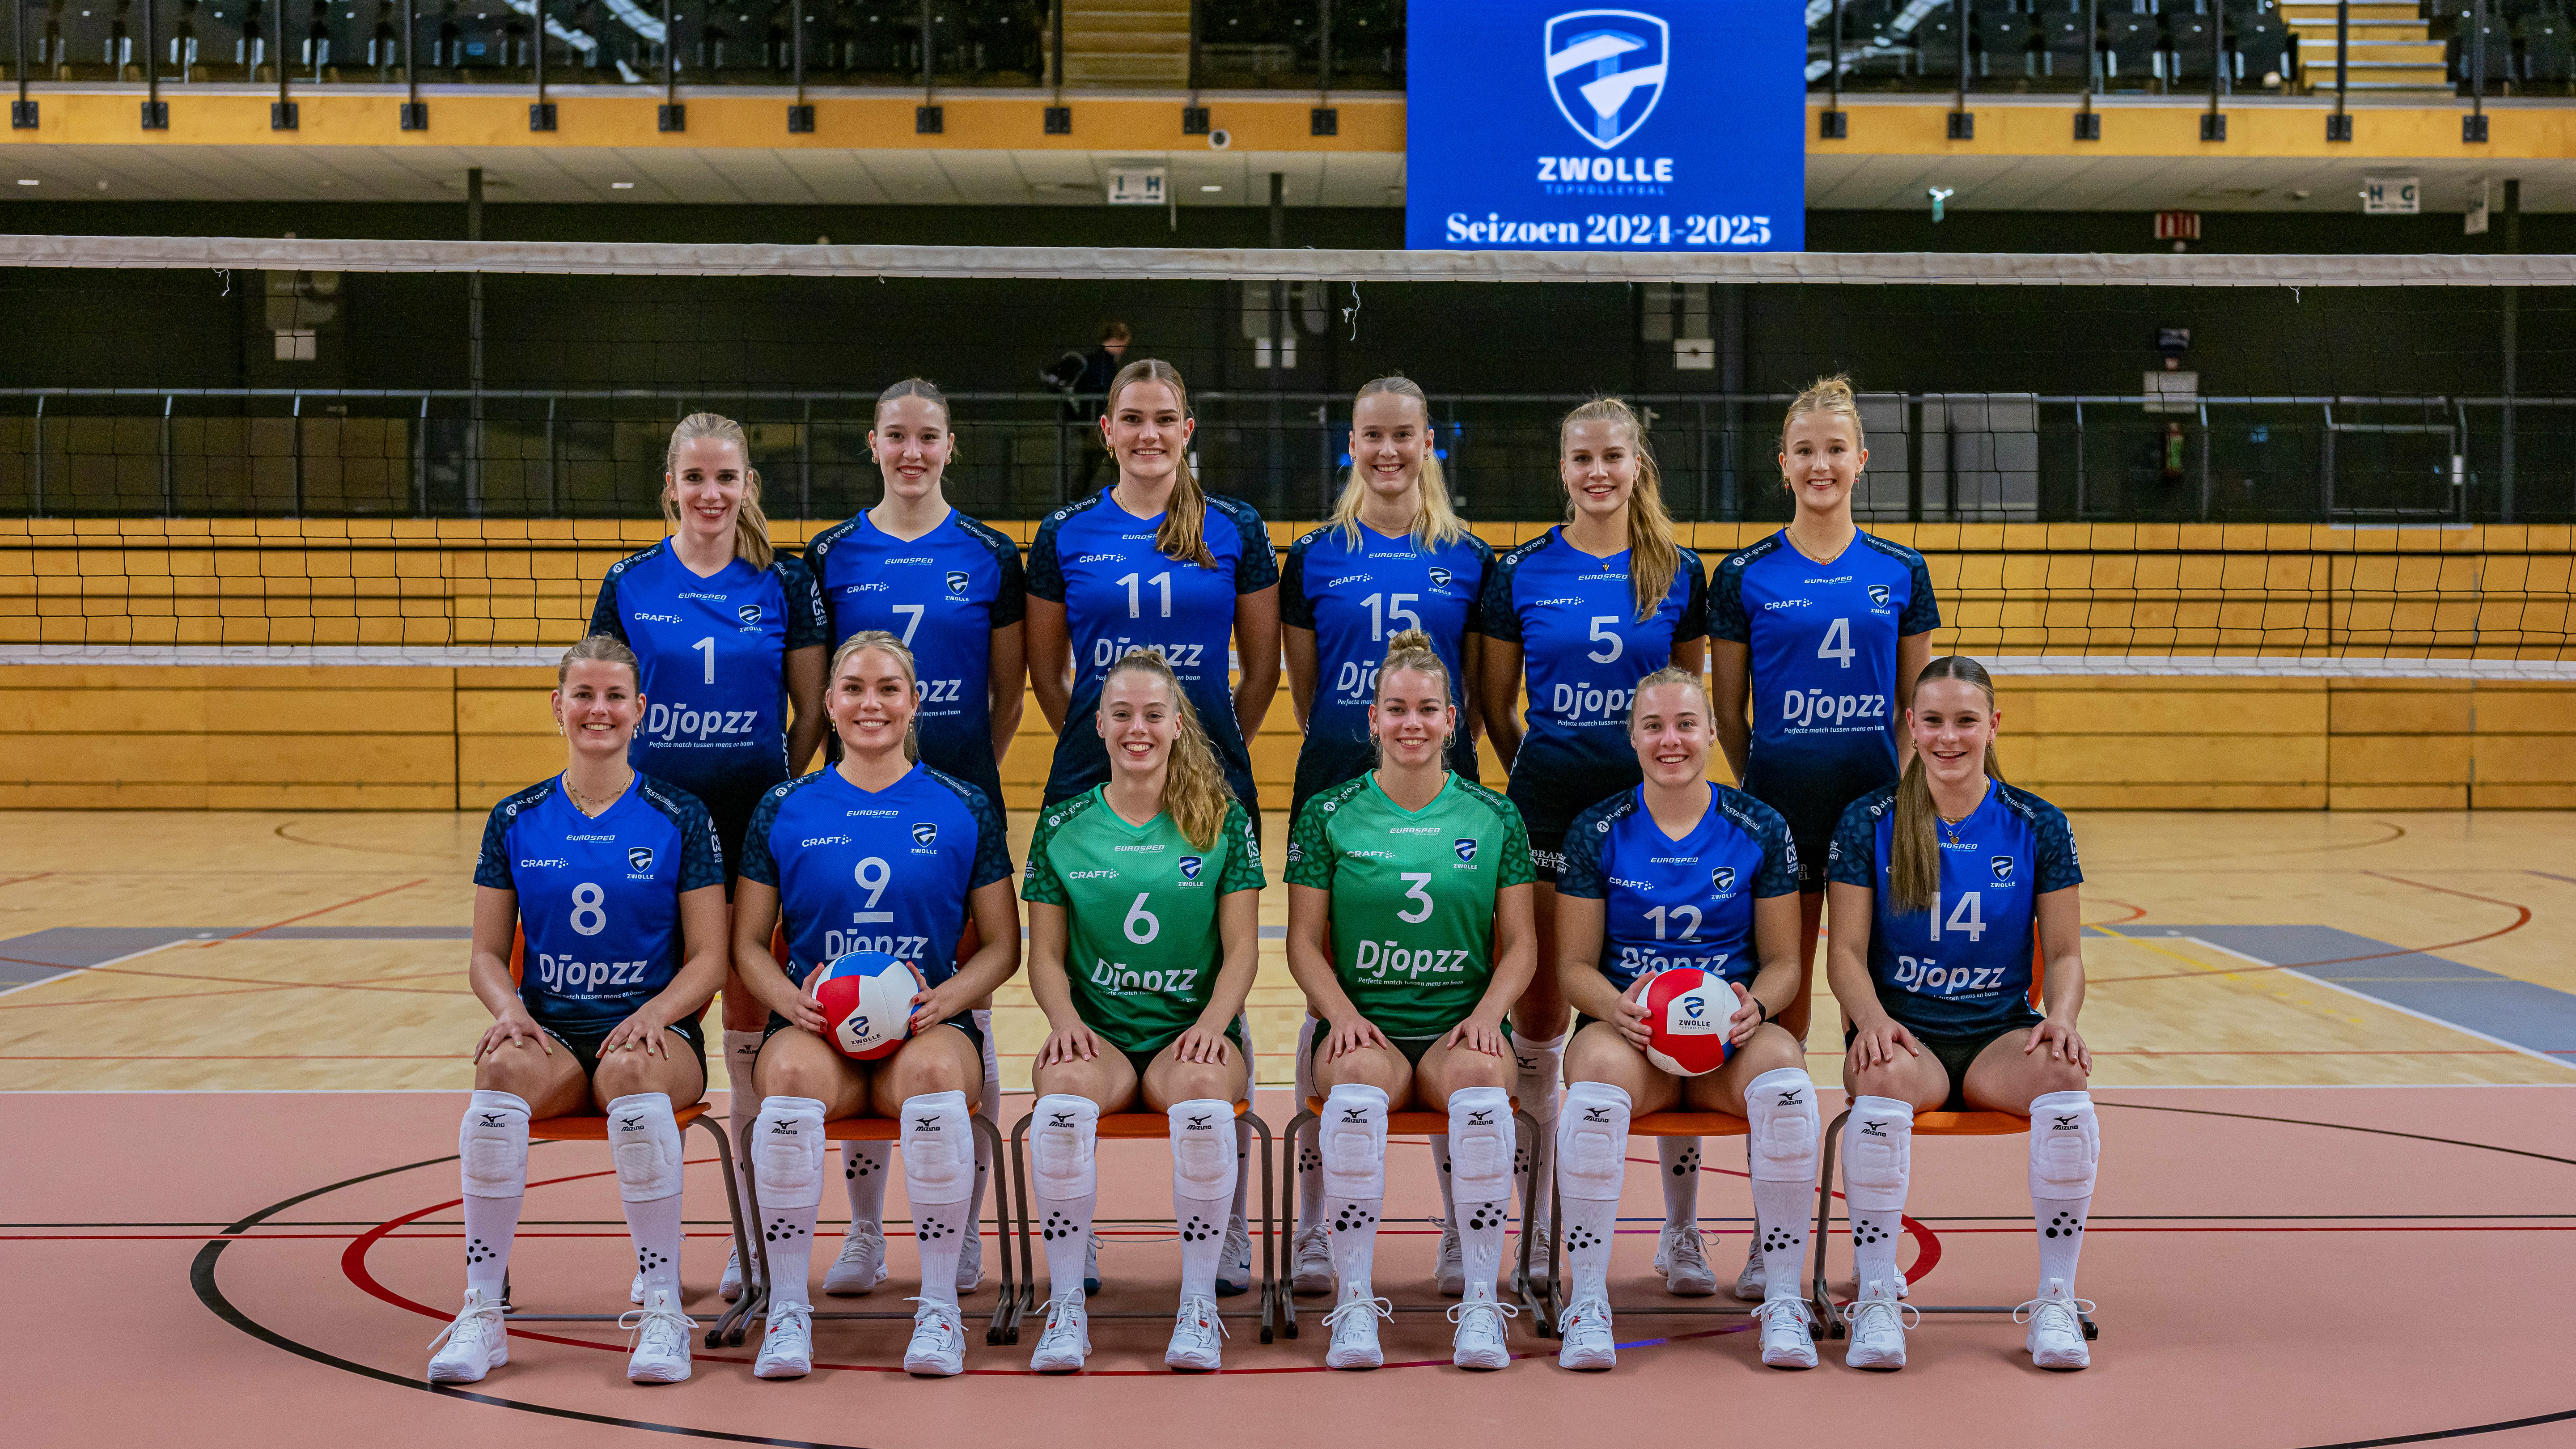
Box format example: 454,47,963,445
1019,649,1266,1373
1476,398,1707,1281
1550,667,1818,1371
588,412,830,1301
729,631,1021,1379
1824,656,2097,1371
1287,630,1537,1371
803,379,1026,1301
1707,376,1936,1300
1280,374,1495,1298
1026,358,1278,1291
431,636,729,1386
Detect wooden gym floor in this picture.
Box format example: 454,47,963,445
5,808,2576,1447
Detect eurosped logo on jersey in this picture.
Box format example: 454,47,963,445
1407,1,1801,253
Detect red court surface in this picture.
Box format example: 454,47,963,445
8,1085,2574,1449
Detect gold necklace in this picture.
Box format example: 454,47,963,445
564,773,632,817
1787,525,1852,566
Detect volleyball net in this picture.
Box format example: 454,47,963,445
0,237,2568,675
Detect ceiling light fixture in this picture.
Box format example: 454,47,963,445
611,181,635,190
1200,184,1222,192
15,179,35,186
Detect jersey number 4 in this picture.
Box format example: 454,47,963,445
1818,617,1855,668
1926,889,1985,941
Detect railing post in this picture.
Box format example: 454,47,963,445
29,394,39,517
2500,177,2518,521
161,393,174,516
273,0,293,127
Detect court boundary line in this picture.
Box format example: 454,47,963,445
0,938,189,1000
2184,936,2576,1077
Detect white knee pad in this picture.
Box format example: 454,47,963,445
605,1092,685,1203
1842,1096,1914,1214
899,1089,975,1208
1744,1068,1821,1186
1513,1032,1570,1124
1169,1099,1238,1201
752,1096,827,1211
1554,1080,1632,1203
2028,1091,2101,1201
1319,1083,1389,1200
1030,1094,1098,1200
1445,1087,1515,1203
458,1089,530,1199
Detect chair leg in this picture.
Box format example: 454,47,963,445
1004,1113,1035,1346
1511,1108,1548,1335
691,1114,758,1347
1278,1109,1313,1338
976,1114,1014,1346
1813,1108,1850,1337
1543,1164,1565,1339
1248,1113,1275,1344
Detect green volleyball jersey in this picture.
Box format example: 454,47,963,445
1284,771,1534,1039
1021,788,1266,1054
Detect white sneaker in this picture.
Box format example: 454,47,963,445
1084,1232,1102,1296
1291,1222,1335,1295
1555,1296,1616,1371
425,1288,508,1383
2017,1280,2095,1370
1436,1219,1465,1297
1448,1293,1518,1370
822,1224,888,1296
1654,1223,1718,1296
1215,1215,1253,1298
1841,1280,1917,1371
720,1242,745,1302
753,1303,813,1380
1322,1292,1391,1370
619,1290,698,1384
903,1298,967,1377
955,1231,986,1295
1753,1296,1818,1369
1733,1236,1764,1301
629,1271,646,1306
1164,1294,1227,1372
1028,1296,1091,1373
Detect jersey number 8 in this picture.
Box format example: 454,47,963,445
570,882,608,936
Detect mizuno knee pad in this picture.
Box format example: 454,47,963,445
605,1092,684,1203
1842,1096,1914,1214
1445,1087,1514,1203
1169,1099,1238,1201
899,1089,975,1208
2028,1090,2100,1201
1744,1068,1821,1186
458,1089,530,1199
1319,1083,1389,1200
1030,1093,1099,1200
752,1095,827,1212
1553,1080,1632,1204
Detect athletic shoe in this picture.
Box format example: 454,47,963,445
822,1224,889,1296
1555,1296,1616,1371
629,1271,645,1307
753,1303,813,1380
1215,1215,1253,1298
1164,1294,1227,1372
1083,1232,1101,1296
1321,1292,1392,1370
1654,1223,1717,1297
1841,1280,1916,1371
1028,1296,1091,1373
425,1287,508,1383
619,1290,698,1384
1447,1293,1518,1371
1436,1219,1465,1297
1753,1296,1818,1370
956,1231,986,1295
2016,1280,2095,1371
903,1298,966,1377
720,1242,746,1302
1291,1222,1335,1295
1732,1236,1764,1301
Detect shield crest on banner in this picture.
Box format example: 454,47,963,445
1455,837,1479,864
913,822,938,846
1712,865,1735,894
1429,567,1453,589
1545,9,1670,152
737,603,762,626
946,571,970,595
629,847,655,873
1868,583,1891,607
1992,855,2015,884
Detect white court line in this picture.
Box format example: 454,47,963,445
2185,935,2576,1077
0,937,194,1000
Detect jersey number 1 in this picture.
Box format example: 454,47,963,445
1926,889,1984,942
1120,572,1172,619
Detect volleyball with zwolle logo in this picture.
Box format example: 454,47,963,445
812,951,926,1062
1642,967,1735,1077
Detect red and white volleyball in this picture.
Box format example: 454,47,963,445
1642,967,1735,1077
812,951,926,1061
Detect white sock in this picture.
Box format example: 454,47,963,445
1743,1068,1822,1303
458,1089,529,1301
900,1090,975,1311
1513,1031,1568,1228
721,1029,764,1232
751,1095,827,1313
624,1192,685,1296
2029,1090,2100,1298
1562,1196,1618,1304
842,1143,890,1233
1430,1134,1457,1228
1029,1094,1098,1301
1319,1082,1389,1297
606,1091,688,1299
1446,1087,1513,1299
1659,1137,1701,1229
1294,1014,1322,1232
967,1009,998,1246
1170,1099,1238,1301
1555,1080,1631,1304
1843,1095,1913,1292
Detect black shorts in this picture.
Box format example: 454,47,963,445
1117,1020,1250,1084
1744,768,1894,894
763,1011,984,1060
542,1015,708,1086
1508,765,1638,886
690,777,776,891
1308,1018,1510,1070
1844,1017,2038,1113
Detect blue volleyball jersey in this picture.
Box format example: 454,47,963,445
1827,780,2081,1039
1025,488,1279,806
589,541,830,801
1280,522,1493,792
1479,528,1707,818
475,774,727,1034
803,508,1027,806
1557,783,1801,991
738,762,1013,988
1707,531,1939,836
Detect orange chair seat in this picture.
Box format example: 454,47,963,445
1630,1110,1749,1136
530,1102,714,1140
1305,1096,1518,1134
1095,1100,1253,1140
1910,1110,2028,1135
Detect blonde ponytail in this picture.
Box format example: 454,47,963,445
1780,374,1868,457
662,411,775,571
1329,375,1468,552
1103,648,1234,850
1888,656,2006,914
1106,360,1218,571
1559,396,1679,622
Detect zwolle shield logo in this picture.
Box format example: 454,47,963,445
1711,865,1735,894
1545,9,1670,152
628,846,655,873
1428,566,1453,590
1868,583,1891,607
1178,856,1203,881
1454,837,1479,864
912,822,939,846
1991,854,2015,884
946,570,970,595
737,603,763,626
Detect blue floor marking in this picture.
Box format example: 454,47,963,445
0,925,471,989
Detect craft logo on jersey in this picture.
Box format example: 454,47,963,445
913,822,939,846
1868,583,1891,607
1712,865,1735,894
1454,837,1478,864
946,570,970,595
737,603,762,626
1992,854,2015,884
1178,855,1203,881
1545,9,1669,152
628,846,655,873
1428,566,1453,589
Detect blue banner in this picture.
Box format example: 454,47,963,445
1406,2,1805,252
